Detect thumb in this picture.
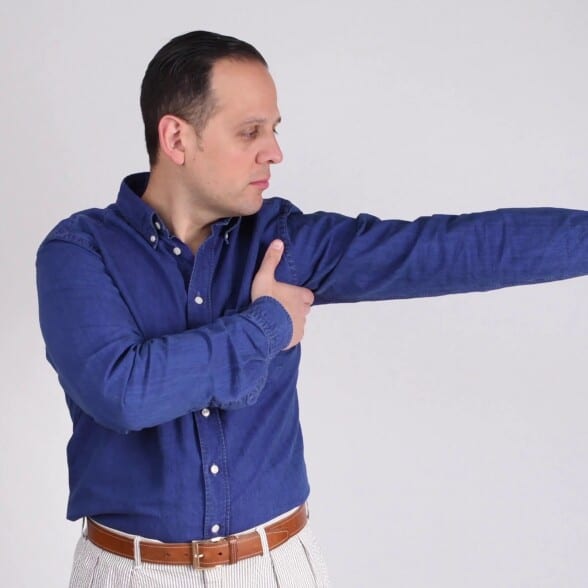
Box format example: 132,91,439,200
258,239,284,279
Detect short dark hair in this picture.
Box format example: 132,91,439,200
140,31,267,165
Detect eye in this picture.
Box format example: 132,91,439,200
241,127,259,139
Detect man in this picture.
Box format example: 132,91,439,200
36,31,588,587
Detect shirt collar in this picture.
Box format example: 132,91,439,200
116,172,241,248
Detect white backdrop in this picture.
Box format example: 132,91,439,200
2,1,587,586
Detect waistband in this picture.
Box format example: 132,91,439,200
86,504,308,569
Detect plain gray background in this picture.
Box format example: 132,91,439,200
2,1,587,586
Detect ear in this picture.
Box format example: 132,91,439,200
157,115,189,166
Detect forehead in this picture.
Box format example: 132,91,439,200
209,58,279,121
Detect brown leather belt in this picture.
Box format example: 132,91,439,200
87,504,308,569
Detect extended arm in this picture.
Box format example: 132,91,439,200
283,205,588,303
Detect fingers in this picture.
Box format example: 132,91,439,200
257,239,284,280
250,240,315,350
296,287,314,320
301,289,314,306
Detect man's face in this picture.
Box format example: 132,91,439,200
181,58,283,220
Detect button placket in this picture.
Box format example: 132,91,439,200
193,408,230,539
187,240,210,326
189,233,229,537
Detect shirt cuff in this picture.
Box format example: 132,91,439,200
242,296,293,356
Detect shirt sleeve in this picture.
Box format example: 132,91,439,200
282,204,588,304
36,237,292,434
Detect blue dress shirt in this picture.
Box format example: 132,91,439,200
36,172,588,542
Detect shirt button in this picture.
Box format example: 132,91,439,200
211,524,220,534
154,221,161,230
149,235,156,243
210,464,220,475
194,296,204,305
173,247,181,256
201,408,210,418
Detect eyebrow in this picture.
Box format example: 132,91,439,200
239,116,282,126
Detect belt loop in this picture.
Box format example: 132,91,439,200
227,535,238,564
133,535,143,568
81,517,88,538
255,524,270,558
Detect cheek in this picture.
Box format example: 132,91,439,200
218,151,253,181
200,138,255,187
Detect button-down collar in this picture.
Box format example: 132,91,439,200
116,172,241,248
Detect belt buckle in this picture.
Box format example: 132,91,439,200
191,541,205,569
191,538,222,569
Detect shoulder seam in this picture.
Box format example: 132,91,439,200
278,200,299,285
41,229,100,254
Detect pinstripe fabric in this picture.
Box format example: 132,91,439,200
69,524,330,587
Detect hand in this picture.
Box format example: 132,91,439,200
251,239,314,350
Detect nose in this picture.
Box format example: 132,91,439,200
257,133,283,165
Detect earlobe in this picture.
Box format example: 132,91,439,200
158,115,186,166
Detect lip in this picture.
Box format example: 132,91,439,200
250,178,270,189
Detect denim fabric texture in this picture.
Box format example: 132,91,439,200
36,172,588,542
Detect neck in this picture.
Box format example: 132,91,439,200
142,168,215,254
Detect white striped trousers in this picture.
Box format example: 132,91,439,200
69,523,330,587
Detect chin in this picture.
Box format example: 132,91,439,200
238,196,264,217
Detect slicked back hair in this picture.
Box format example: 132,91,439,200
140,31,267,166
